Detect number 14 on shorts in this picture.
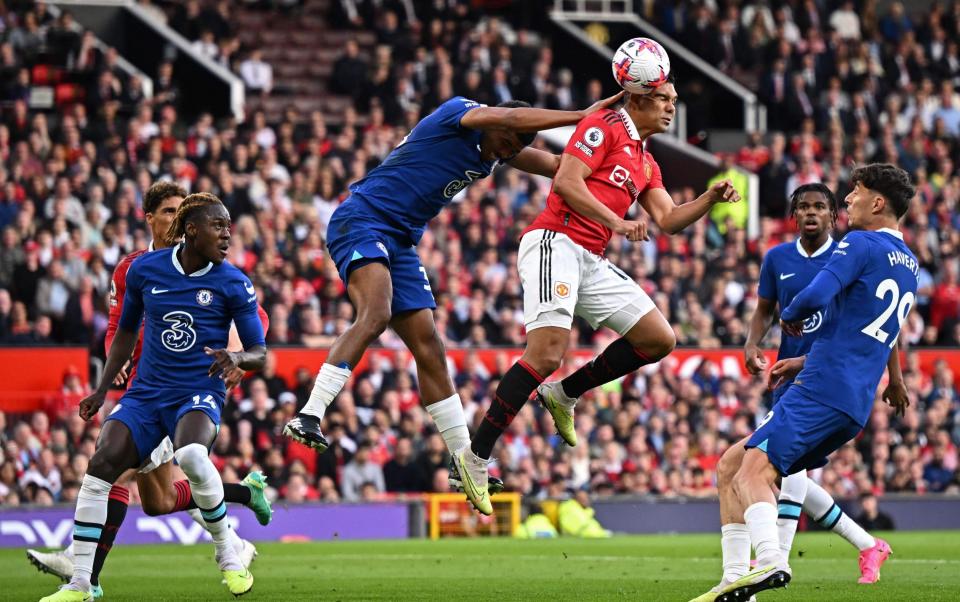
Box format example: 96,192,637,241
193,394,216,409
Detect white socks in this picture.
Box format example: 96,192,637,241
187,507,244,554
777,470,809,555
426,394,470,453
70,474,112,590
745,502,784,568
720,523,751,583
804,479,875,551
174,444,237,569
301,363,352,419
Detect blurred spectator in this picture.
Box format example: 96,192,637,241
856,493,895,531
239,49,273,96
341,441,385,501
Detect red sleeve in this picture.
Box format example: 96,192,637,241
105,257,130,355
257,304,270,335
644,152,665,191
562,111,614,172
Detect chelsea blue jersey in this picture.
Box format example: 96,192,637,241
118,245,265,395
782,229,919,426
758,237,837,362
346,96,499,245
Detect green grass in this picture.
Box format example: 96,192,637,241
7,531,960,601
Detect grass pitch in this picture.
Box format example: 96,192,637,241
6,531,959,601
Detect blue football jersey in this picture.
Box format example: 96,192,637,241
782,228,919,426
118,245,265,394
758,237,837,365
346,96,499,245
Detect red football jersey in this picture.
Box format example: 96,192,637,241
525,108,664,255
106,247,270,386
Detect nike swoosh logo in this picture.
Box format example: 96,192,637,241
458,455,487,504
779,273,795,280
151,287,169,294
838,241,849,248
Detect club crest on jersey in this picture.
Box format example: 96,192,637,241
196,289,213,306
644,160,653,180
555,281,571,299
802,310,823,334
584,127,604,148
609,165,630,187
376,242,388,255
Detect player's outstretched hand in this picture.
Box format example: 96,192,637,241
205,346,241,379
744,344,768,375
708,179,741,204
768,356,805,390
79,391,106,422
580,91,625,118
882,379,910,417
779,318,804,338
614,218,648,242
112,359,131,386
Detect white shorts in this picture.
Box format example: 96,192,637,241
138,437,175,474
518,229,656,334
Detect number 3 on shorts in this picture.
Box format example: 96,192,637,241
192,394,216,410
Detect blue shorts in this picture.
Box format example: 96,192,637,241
326,201,436,314
746,388,862,476
105,387,224,464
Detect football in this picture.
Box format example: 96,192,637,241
611,37,671,95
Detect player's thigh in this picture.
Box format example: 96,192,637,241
172,409,220,450
346,261,394,317
522,326,572,377
621,307,675,356
578,258,657,336
90,419,143,482
717,436,750,484
517,230,581,332
387,245,437,315
136,461,177,515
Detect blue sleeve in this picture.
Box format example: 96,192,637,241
757,251,777,301
780,269,843,322
432,96,482,131
821,231,871,289
118,261,144,331
227,273,265,349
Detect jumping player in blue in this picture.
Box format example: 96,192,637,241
283,93,623,515
704,164,917,602
42,193,266,602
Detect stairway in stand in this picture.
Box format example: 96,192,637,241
235,0,375,124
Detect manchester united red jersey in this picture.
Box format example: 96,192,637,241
525,108,664,255
106,246,269,386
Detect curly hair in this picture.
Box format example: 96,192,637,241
164,192,224,246
789,183,839,224
143,181,187,215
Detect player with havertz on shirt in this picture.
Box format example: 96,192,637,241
464,75,742,484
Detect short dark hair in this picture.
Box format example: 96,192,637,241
850,163,914,219
790,183,838,222
496,100,536,146
143,181,187,215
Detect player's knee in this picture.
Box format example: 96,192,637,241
646,330,676,361
355,307,391,339
141,496,175,516
528,348,563,376
717,449,739,487
173,443,209,477
87,450,127,483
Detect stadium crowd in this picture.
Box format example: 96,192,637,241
0,0,958,510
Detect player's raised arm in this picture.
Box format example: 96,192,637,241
506,147,561,177
554,153,647,241
639,179,740,235
459,91,624,132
